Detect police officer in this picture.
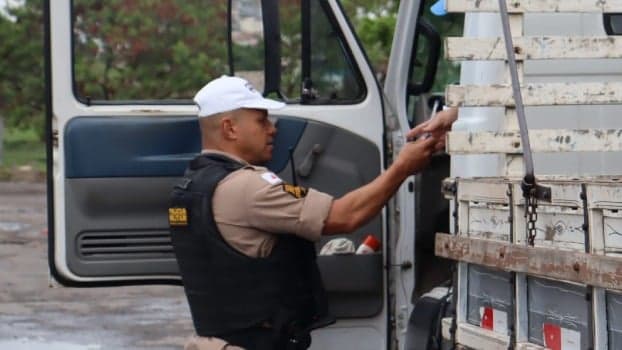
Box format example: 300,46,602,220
169,76,452,350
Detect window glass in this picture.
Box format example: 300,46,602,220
230,0,301,100
406,10,463,126
231,0,265,91
308,1,365,103
279,1,302,100
72,0,229,102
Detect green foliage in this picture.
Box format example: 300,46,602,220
72,0,229,101
341,0,463,92
341,0,399,77
1,127,45,171
0,0,45,139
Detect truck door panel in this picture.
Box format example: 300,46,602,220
62,113,382,317
274,119,383,318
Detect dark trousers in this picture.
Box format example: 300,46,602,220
220,327,311,350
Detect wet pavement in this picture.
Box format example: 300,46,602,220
0,182,193,349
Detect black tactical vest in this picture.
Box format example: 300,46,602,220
169,154,333,337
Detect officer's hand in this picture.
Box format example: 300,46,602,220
407,107,458,152
395,135,437,175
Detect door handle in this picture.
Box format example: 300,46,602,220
297,144,323,178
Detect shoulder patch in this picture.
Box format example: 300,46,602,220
168,207,188,227
261,172,283,185
282,184,308,199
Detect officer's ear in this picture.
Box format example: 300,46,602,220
221,112,239,141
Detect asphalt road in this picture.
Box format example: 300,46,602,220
0,182,194,349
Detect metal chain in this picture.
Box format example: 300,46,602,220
525,191,538,246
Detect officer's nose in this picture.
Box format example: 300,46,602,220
268,121,277,136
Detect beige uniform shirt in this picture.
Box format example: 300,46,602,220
210,150,333,257
185,150,334,349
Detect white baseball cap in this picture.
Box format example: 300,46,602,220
193,75,285,118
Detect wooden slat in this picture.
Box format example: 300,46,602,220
435,233,622,290
446,83,622,107
446,0,622,13
441,319,509,350
447,129,622,154
446,36,622,61
453,321,510,350
441,318,548,350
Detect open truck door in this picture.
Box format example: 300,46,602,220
47,0,388,348
46,0,440,348
383,1,452,349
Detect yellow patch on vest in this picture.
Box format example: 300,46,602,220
168,207,188,226
282,184,308,199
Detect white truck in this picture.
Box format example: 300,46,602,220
45,0,622,349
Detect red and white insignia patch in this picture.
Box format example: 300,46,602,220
261,172,282,185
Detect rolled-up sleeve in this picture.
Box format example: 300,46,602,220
244,175,334,242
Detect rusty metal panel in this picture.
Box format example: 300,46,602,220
457,178,511,239
446,36,622,61
446,0,622,13
527,205,585,250
435,233,622,291
587,181,622,258
527,276,591,348
458,178,511,203
468,202,512,241
511,180,585,250
588,181,622,210
446,83,622,107
447,129,622,154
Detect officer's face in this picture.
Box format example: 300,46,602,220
234,108,277,165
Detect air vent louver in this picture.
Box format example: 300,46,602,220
78,230,174,259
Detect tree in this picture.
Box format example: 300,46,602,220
0,0,44,138
341,0,399,79
341,0,463,92
72,0,229,101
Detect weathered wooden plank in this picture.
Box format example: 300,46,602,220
446,36,622,61
456,322,509,350
458,178,510,203
515,343,547,350
441,308,551,350
446,83,622,107
441,318,510,350
446,0,622,13
447,129,622,154
435,233,622,290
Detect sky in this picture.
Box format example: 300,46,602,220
0,0,22,19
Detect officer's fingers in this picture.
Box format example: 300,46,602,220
402,134,433,155
407,121,430,139
435,139,446,152
417,134,437,152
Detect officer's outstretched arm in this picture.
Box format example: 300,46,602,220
322,136,436,235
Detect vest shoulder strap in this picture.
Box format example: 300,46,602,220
189,153,245,172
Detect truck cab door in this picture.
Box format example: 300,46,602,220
383,1,450,348
47,0,387,348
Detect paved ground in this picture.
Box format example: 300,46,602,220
0,182,194,349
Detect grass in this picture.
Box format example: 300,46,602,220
1,127,46,181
